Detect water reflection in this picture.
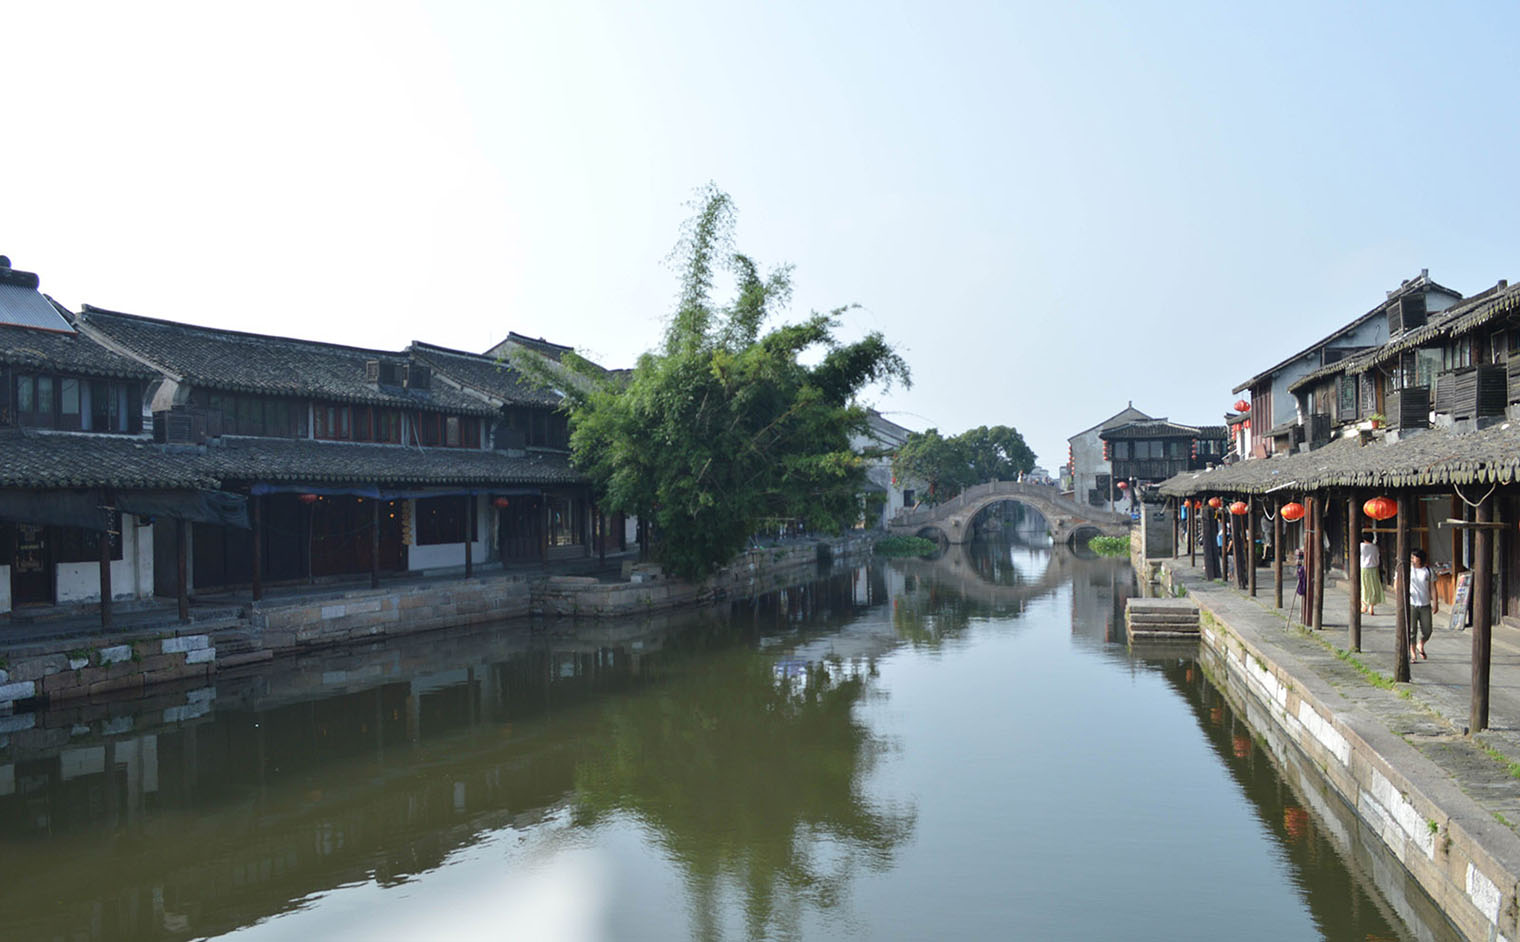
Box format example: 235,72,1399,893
0,543,1456,940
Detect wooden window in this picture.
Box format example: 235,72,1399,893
1445,337,1472,371
1337,375,1356,418
36,376,53,418
57,378,81,430
353,406,373,442
547,495,579,546
415,495,476,544
378,410,401,444
15,373,35,424
446,416,460,447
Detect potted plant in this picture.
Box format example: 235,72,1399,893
1368,412,1386,429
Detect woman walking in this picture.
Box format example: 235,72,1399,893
1359,533,1384,616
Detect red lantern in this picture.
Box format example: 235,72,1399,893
1116,481,1129,490
1280,502,1306,522
493,496,511,509
298,493,319,504
1234,399,1250,413
1363,496,1397,521
1208,497,1222,509
1229,500,1249,516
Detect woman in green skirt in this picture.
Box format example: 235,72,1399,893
1359,535,1385,615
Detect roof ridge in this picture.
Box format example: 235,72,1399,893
80,304,412,359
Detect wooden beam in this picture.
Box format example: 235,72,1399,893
371,497,381,590
1395,495,1410,683
1248,497,1257,597
1311,496,1325,630
177,517,190,624
464,494,473,579
251,494,264,602
98,507,113,630
1273,497,1284,609
1472,494,1495,732
1348,495,1362,653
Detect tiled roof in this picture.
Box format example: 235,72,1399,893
1286,281,1520,394
199,437,584,487
0,429,219,489
77,307,495,415
1231,272,1462,394
1100,420,1223,440
1157,422,1520,496
0,319,157,380
408,341,560,407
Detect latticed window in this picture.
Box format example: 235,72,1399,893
1337,375,1356,418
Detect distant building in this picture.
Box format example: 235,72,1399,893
1067,403,1152,511
852,411,922,529
1097,419,1227,495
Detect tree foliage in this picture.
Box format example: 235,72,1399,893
891,425,1036,502
522,186,909,580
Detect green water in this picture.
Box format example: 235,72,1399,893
0,540,1457,940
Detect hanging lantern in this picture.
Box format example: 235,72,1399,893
1363,496,1398,521
1234,399,1250,413
1229,500,1249,516
1208,497,1222,509
1116,480,1129,490
297,493,319,504
493,496,511,509
1280,502,1306,522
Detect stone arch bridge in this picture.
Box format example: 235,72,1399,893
887,481,1131,545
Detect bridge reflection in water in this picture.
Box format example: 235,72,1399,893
0,541,1452,941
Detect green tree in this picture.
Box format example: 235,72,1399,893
891,424,1035,502
521,186,909,580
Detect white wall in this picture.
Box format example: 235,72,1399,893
406,496,492,572
55,516,154,603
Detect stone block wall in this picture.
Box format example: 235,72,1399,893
0,633,216,709
253,575,533,653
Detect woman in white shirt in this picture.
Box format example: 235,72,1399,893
1409,548,1438,661
1359,536,1384,616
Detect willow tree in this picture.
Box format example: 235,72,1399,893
525,186,908,580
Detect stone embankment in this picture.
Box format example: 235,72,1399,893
1154,557,1520,942
0,536,872,714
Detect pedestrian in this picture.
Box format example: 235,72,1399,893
1295,548,1307,623
1359,533,1384,616
1409,547,1438,661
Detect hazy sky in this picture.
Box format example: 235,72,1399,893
7,1,1520,466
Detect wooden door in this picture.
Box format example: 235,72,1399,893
11,524,52,605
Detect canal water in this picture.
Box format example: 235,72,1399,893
0,539,1461,941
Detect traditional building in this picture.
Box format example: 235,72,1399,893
852,410,921,529
1231,271,1461,457
1066,404,1152,511
1098,419,1227,493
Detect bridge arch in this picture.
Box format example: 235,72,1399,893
888,481,1129,546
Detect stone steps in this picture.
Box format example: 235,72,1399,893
1125,598,1200,642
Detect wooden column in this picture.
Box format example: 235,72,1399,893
251,495,264,601
1311,496,1325,630
1272,497,1284,609
1472,494,1495,731
1347,495,1362,653
1173,499,1180,560
98,510,114,630
463,494,473,578
371,497,381,590
1395,494,1411,683
1189,501,1197,568
177,517,190,624
1248,498,1257,597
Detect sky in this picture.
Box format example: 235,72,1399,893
6,0,1520,468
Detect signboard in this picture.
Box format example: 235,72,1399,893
1449,571,1473,632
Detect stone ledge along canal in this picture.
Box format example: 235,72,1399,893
0,538,1461,940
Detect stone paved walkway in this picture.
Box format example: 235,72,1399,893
1166,555,1520,835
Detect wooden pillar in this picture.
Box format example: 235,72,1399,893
177,517,190,624
1273,497,1284,609
1311,496,1325,630
1189,501,1197,568
251,495,264,602
371,497,381,590
1395,494,1411,683
1472,494,1495,731
1248,498,1257,597
98,510,113,630
1348,495,1362,653
464,494,473,578
1173,499,1180,560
